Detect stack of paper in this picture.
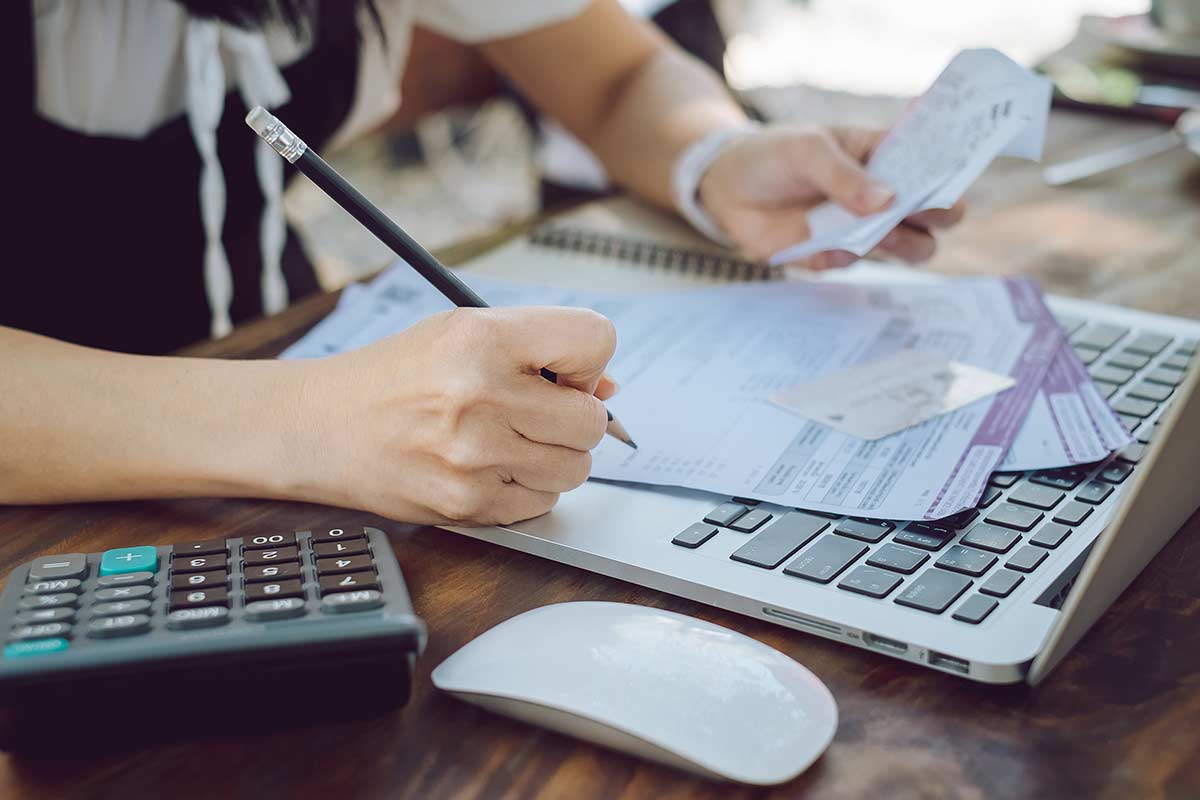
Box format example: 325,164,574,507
769,48,1053,265
283,267,1130,522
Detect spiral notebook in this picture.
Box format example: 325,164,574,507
460,196,780,292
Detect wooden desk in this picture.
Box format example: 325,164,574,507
2,108,1198,799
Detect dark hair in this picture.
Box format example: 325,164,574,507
173,0,380,41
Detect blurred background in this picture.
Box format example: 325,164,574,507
287,0,1186,289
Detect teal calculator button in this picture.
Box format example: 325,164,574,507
5,638,69,658
99,546,159,576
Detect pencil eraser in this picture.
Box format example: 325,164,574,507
245,106,275,137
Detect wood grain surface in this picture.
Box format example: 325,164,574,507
1,107,1198,799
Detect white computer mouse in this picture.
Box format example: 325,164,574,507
431,601,838,785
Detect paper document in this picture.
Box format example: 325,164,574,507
280,266,1131,521
771,350,1016,441
769,49,1053,266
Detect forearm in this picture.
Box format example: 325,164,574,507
0,326,317,505
583,44,748,209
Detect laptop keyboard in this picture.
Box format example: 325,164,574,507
672,319,1196,626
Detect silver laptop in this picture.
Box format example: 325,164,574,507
445,269,1200,684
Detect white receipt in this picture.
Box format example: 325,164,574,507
769,48,1053,266
771,350,1015,441
283,266,1120,521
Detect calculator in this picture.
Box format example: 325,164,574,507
0,525,425,752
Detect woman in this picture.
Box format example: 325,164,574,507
3,0,962,525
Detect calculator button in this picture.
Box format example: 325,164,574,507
315,554,374,575
170,570,229,591
167,606,230,629
244,562,303,583
243,547,300,567
10,622,72,641
4,639,69,659
19,593,79,610
322,589,384,614
173,539,227,557
25,578,83,595
95,572,155,589
318,571,380,595
311,527,362,544
14,608,76,625
313,539,370,558
171,554,228,574
94,585,153,603
92,599,153,617
169,587,229,610
99,546,159,576
244,598,307,621
244,580,305,603
729,509,773,533
87,615,151,639
244,532,297,550
28,554,88,581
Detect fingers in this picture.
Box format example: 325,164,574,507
876,224,937,263
594,374,619,401
491,306,617,393
504,435,593,494
905,201,966,231
490,484,560,526
788,129,894,217
504,375,609,451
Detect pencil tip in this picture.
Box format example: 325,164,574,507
606,416,638,450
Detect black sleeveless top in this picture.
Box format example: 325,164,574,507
7,3,359,355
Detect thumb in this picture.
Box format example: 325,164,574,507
789,130,895,217
496,306,618,394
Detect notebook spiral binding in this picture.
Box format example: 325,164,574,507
529,225,781,282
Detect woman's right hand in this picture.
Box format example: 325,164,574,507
290,306,619,527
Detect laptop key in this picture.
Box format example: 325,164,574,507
1072,345,1101,365
1098,461,1134,484
702,503,747,527
784,536,868,583
1124,333,1172,357
928,509,980,532
977,486,1003,509
960,523,1022,553
1054,315,1086,335
837,566,903,599
1029,468,1086,491
1073,323,1128,351
1007,545,1048,573
1117,413,1141,432
984,503,1044,532
894,569,972,614
1135,424,1158,445
1008,483,1065,510
1163,353,1192,370
866,543,929,575
988,472,1020,488
1076,480,1114,505
952,594,999,624
1112,396,1157,418
1128,381,1173,403
1089,364,1134,385
1093,381,1118,400
1179,339,1198,356
672,523,718,549
936,545,998,577
1117,443,1147,464
1145,366,1186,387
729,512,829,569
979,569,1024,598
1052,501,1093,526
834,518,895,543
1107,351,1150,371
729,509,773,533
893,526,954,551
1030,522,1072,549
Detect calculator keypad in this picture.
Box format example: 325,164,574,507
5,527,392,657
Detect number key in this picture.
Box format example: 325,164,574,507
171,553,228,574
313,539,369,558
244,562,302,583
169,587,229,610
170,570,228,591
244,532,297,550
315,554,374,575
244,580,304,603
318,571,380,595
243,546,299,566
311,527,364,544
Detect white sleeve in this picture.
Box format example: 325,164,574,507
415,0,592,43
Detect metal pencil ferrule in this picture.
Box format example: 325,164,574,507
259,118,308,163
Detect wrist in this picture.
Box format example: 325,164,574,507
671,123,760,246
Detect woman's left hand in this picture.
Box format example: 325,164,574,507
697,125,966,269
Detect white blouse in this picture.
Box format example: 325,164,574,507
32,0,591,337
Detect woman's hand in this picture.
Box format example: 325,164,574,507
297,306,618,527
697,125,966,269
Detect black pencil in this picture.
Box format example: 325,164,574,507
246,106,635,449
